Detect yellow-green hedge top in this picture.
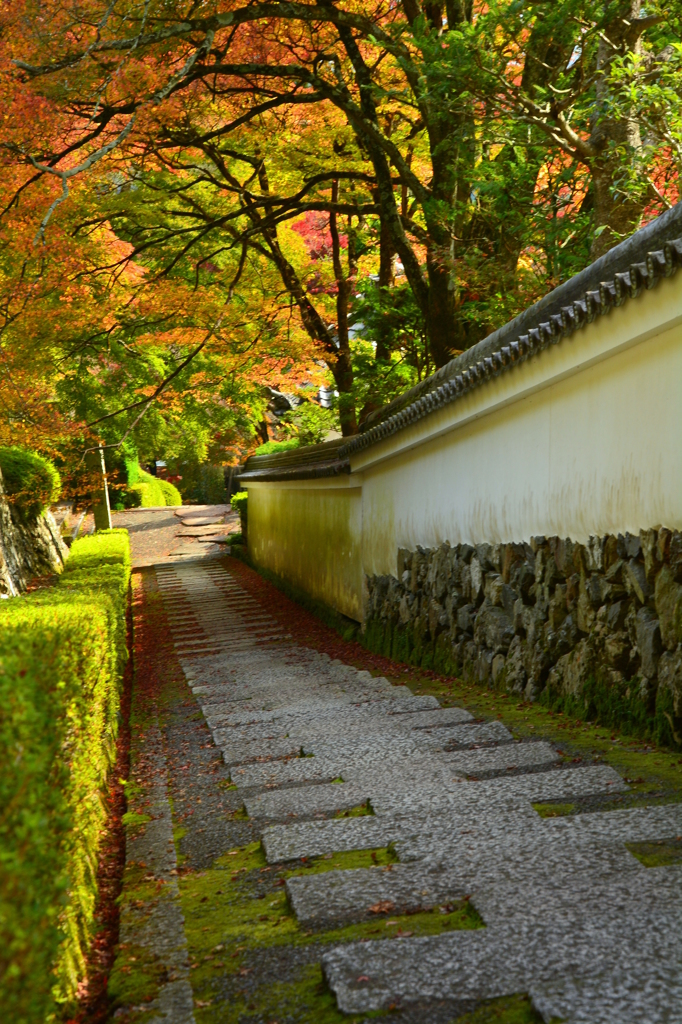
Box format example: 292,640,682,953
65,529,131,573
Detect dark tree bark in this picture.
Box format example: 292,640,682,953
329,180,358,436
588,0,647,258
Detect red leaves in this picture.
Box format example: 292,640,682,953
368,900,395,914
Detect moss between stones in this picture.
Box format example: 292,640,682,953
289,847,397,873
177,841,483,1022
625,838,682,867
107,859,176,1021
334,799,374,818
121,811,152,828
107,940,168,1020
532,803,576,818
451,993,548,1022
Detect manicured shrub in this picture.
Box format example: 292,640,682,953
0,529,131,1022
124,455,140,485
0,446,61,520
115,453,180,507
230,491,248,545
157,478,182,506
230,491,248,517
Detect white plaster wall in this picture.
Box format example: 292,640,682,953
359,273,682,578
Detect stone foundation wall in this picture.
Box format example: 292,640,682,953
364,530,682,749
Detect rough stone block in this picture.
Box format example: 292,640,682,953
504,635,527,693
474,601,515,653
654,565,682,650
624,558,651,604
657,647,682,723
635,607,662,679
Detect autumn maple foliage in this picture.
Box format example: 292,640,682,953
0,0,680,453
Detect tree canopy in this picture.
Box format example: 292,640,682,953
0,0,679,473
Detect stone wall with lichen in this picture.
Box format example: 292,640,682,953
363,530,682,749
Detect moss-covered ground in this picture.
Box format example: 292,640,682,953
179,841,484,1022
449,995,547,1023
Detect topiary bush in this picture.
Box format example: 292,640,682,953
0,446,61,520
125,470,181,507
63,528,131,573
0,529,131,1022
128,470,164,507
157,478,182,506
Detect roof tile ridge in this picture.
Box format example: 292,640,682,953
340,235,682,460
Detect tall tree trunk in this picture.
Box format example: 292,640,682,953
425,257,459,368
588,0,646,258
330,182,358,436
249,162,360,435
375,208,395,363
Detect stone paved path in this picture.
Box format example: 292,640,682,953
122,549,682,1023
112,504,237,567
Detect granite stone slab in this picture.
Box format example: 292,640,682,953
286,837,641,927
388,707,473,729
321,866,682,1013
529,964,682,1024
261,803,541,863
244,781,369,820
441,740,559,776
231,749,461,790
543,801,682,843
370,765,626,817
414,720,514,751
219,739,301,766
261,817,414,863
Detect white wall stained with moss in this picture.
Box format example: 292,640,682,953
246,478,363,621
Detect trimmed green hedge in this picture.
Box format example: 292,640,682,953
0,446,61,520
0,530,131,1022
